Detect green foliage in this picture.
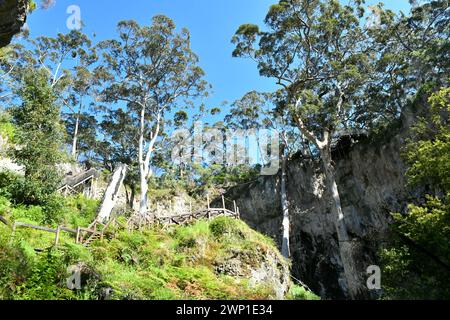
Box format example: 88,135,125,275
28,0,37,12
13,250,75,300
381,196,450,300
380,88,450,300
232,0,378,138
0,225,28,299
1,217,302,300
0,214,98,300
9,70,66,207
209,216,243,239
287,285,320,300
190,163,260,194
147,160,261,199
0,172,65,224
366,0,449,124
95,16,209,208
64,112,98,160
0,189,98,230
405,87,450,191
89,217,285,300
61,195,99,228
0,112,15,142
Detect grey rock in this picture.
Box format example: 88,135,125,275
0,0,28,48
223,130,410,299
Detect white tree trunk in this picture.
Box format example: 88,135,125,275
321,149,361,299
139,169,149,215
280,152,290,259
138,105,148,216
293,108,361,299
71,113,80,158
97,164,127,222
125,185,136,210
137,105,160,217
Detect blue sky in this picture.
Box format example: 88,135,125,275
24,0,413,121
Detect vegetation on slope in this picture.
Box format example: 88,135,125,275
0,195,317,300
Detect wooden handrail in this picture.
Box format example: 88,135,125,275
78,227,97,234
102,218,115,231
60,226,78,234
13,222,58,234
10,200,241,243
11,220,112,248
141,204,240,229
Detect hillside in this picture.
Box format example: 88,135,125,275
0,195,318,300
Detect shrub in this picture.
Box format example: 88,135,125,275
0,171,64,223
2,216,298,300
0,226,29,299
62,195,99,227
288,285,321,300
209,216,243,239
13,249,75,300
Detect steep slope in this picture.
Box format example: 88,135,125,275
1,202,319,300
223,124,412,299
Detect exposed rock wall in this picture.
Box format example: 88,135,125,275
0,134,25,174
0,0,28,48
223,129,410,299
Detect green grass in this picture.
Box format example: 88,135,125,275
0,195,317,300
287,285,321,300
83,217,288,300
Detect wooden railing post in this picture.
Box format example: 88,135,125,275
233,201,237,215
207,195,211,220
76,227,81,244
222,195,226,213
9,223,16,245
54,226,61,247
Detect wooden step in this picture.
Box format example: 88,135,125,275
83,233,102,246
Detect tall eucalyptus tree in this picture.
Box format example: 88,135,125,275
232,0,378,298
96,16,208,215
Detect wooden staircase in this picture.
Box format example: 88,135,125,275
127,195,240,230
57,168,98,197
82,232,102,246
78,217,118,247
9,195,241,248
11,217,118,248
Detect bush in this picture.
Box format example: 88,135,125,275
13,249,75,300
62,195,99,227
209,216,243,239
288,285,321,300
0,171,64,223
0,112,15,143
0,225,29,299
380,87,450,299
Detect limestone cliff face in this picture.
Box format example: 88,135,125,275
0,0,28,48
222,130,410,299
